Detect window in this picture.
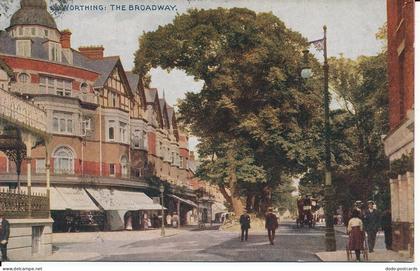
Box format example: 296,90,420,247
53,147,74,174
18,73,30,84
81,118,91,136
16,40,31,57
49,42,62,62
119,122,127,143
35,159,45,174
110,92,117,107
171,152,175,164
133,129,140,148
108,120,116,141
143,131,148,149
81,82,89,93
31,28,36,36
180,157,183,169
52,112,73,134
44,29,48,37
109,164,115,176
39,76,72,96
121,155,128,177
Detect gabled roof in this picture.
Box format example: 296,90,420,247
125,71,140,92
145,88,158,103
85,56,120,88
167,105,174,121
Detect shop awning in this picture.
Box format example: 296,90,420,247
30,186,99,211
168,194,198,208
85,188,165,211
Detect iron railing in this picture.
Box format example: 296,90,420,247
0,189,49,219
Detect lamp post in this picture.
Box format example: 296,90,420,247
301,25,336,251
159,184,165,237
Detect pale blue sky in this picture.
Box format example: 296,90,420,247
1,0,387,151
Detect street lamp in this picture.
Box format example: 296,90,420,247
301,25,336,251
159,184,165,237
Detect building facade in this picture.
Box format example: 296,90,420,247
383,0,414,255
0,0,225,236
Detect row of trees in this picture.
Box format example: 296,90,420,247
134,8,390,217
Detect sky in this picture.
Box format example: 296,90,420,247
1,0,387,151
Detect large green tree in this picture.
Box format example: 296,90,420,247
134,8,323,215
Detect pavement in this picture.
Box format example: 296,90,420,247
316,249,413,262
22,221,413,262
315,223,413,262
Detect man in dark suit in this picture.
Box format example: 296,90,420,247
0,212,10,261
239,211,251,241
265,207,279,245
364,201,380,252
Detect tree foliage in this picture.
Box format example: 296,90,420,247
299,27,390,213
134,8,323,215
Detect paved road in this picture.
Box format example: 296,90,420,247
52,222,385,261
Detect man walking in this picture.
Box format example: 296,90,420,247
364,201,380,252
0,212,10,261
239,211,251,241
265,207,278,245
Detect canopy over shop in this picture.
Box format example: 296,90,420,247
85,188,165,230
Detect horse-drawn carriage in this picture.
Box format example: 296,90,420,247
296,195,317,228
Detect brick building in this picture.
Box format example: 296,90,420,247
383,0,414,255
0,0,225,232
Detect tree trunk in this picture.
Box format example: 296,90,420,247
218,184,233,207
227,148,244,217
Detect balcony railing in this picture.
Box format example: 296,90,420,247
0,189,49,219
0,88,47,134
13,83,97,104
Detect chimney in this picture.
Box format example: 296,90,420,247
78,45,104,60
60,29,72,49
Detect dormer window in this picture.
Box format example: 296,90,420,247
16,40,31,57
18,73,30,84
81,82,89,93
49,42,62,62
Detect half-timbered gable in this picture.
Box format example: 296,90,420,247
93,57,132,111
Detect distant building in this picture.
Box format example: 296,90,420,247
383,0,414,256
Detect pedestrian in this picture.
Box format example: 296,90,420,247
364,200,380,253
239,210,251,241
0,212,10,261
172,213,179,228
265,207,278,245
381,208,392,250
347,209,364,262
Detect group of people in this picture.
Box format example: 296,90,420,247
347,200,392,261
239,207,279,245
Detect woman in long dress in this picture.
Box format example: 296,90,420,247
347,209,365,261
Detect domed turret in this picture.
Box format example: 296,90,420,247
10,0,57,29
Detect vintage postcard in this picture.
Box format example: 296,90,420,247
0,0,416,270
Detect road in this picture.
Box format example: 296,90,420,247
50,221,385,261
